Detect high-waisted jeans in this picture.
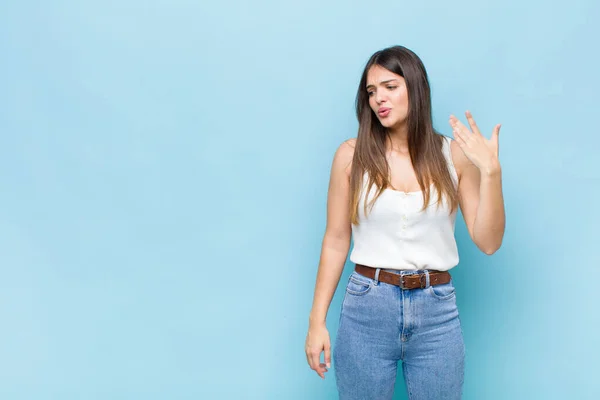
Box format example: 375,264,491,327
333,268,465,400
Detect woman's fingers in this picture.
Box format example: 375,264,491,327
308,346,327,378
449,114,473,139
465,110,482,136
305,327,331,378
310,347,321,373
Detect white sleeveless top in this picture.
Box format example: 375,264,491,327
349,135,459,271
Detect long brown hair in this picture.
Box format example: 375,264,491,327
350,45,459,225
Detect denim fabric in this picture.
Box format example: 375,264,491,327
333,268,465,400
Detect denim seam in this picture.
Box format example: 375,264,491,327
404,364,414,399
345,286,371,296
429,286,456,301
346,276,372,296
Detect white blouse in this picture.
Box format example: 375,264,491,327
349,135,459,271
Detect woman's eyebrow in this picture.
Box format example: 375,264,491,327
366,79,398,89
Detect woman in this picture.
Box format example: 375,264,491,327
304,45,505,400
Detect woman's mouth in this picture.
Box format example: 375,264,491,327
378,108,391,118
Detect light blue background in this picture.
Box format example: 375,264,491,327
1,1,598,399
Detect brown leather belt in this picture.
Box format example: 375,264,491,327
355,264,451,289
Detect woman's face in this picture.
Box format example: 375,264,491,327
366,65,409,129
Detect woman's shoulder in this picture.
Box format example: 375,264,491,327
333,138,357,176
336,137,357,157
342,137,357,149
443,134,474,179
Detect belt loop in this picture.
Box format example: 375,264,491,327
373,268,381,285
424,270,431,288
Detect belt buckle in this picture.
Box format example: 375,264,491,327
399,273,427,289
399,276,407,290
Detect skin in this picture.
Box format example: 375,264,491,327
304,64,506,379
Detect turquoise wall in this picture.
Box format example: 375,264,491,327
1,1,598,398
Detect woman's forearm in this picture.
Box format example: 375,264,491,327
472,164,506,254
309,235,350,326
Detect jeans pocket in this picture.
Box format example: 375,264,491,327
345,272,372,296
428,280,456,300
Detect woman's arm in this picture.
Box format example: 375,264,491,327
449,112,506,255
305,138,355,378
309,138,355,324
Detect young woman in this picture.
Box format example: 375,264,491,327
304,45,505,400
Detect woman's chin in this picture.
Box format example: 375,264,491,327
381,118,407,130
379,118,396,128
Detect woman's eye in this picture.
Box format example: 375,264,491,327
367,91,374,96
387,86,397,90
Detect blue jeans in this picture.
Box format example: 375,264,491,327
333,268,465,400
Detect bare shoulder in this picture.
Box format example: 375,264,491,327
448,136,476,179
338,138,356,155
333,138,357,176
